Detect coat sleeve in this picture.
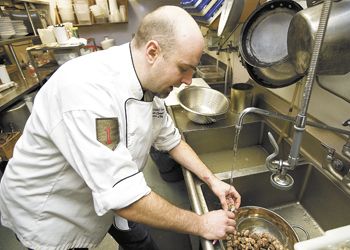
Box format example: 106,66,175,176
50,110,151,216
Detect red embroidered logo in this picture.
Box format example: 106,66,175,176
96,118,119,150
106,127,112,145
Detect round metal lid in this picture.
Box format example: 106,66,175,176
240,0,303,68
239,0,304,88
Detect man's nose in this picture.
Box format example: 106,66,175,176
182,71,193,85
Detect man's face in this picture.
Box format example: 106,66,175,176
149,43,203,98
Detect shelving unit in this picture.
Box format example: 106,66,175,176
55,0,128,26
0,35,39,47
13,0,49,4
0,0,49,112
0,0,46,82
73,19,127,26
0,36,39,81
26,43,83,81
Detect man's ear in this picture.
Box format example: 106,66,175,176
145,40,161,64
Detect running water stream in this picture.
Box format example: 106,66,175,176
229,126,242,192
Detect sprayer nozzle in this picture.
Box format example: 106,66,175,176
270,173,294,191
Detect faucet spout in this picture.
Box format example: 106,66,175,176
236,107,295,130
236,108,350,139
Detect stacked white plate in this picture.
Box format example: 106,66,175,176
90,0,108,23
12,20,28,37
73,0,91,24
0,17,16,40
108,0,121,23
96,0,109,17
57,0,75,23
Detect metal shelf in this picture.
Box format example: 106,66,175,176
74,21,127,27
0,1,41,92
13,0,49,5
26,43,83,51
26,44,83,81
0,35,39,46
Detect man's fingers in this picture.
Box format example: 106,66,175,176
226,210,236,219
225,225,237,236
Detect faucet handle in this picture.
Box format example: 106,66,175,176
341,119,350,159
342,119,350,127
321,143,345,171
267,132,279,159
265,132,280,172
322,143,346,180
321,143,335,157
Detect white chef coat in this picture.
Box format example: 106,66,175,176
0,43,181,250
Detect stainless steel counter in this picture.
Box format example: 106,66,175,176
0,69,52,113
167,101,350,250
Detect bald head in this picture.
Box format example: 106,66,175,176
131,6,204,97
133,5,204,55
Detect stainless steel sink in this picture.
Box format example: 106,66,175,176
182,119,278,174
199,163,350,241
168,106,350,249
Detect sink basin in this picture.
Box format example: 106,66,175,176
169,105,350,249
180,116,349,243
182,119,277,174
200,163,350,241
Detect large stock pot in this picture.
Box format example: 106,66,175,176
288,0,350,75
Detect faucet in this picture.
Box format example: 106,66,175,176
265,131,295,190
236,107,350,190
287,0,333,168
234,0,340,190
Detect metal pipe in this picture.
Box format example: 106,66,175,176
288,0,333,168
24,2,38,36
8,44,26,81
299,0,333,117
236,107,350,141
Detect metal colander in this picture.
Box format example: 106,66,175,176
235,206,299,249
178,86,229,124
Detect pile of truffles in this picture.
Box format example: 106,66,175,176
225,229,287,250
224,203,288,249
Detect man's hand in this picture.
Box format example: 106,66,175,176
167,141,241,210
116,191,237,240
198,209,236,240
210,178,241,211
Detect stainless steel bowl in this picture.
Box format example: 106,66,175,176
177,86,229,124
236,206,299,249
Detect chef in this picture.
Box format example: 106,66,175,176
0,5,241,250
